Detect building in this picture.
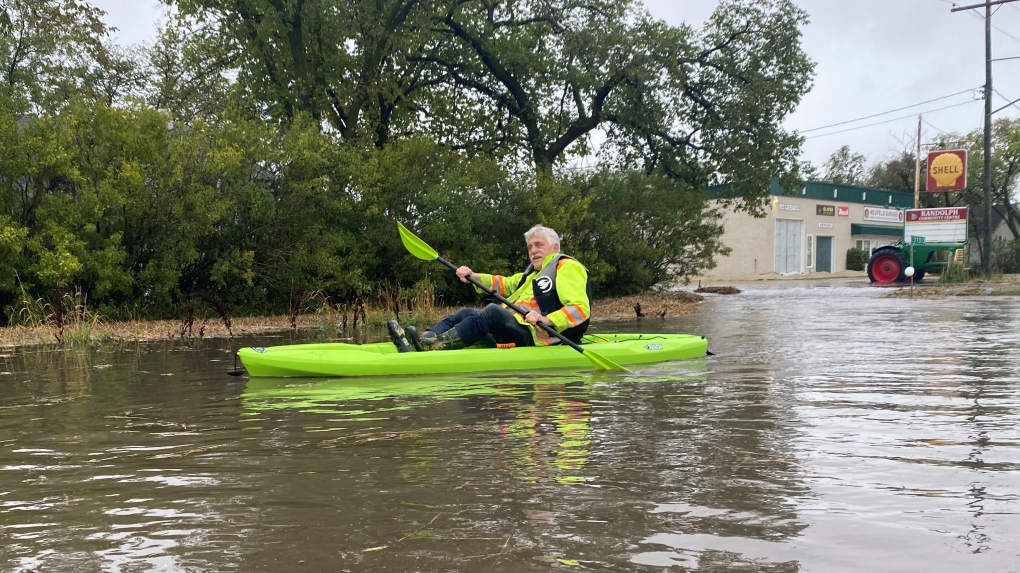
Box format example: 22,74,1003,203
704,180,913,278
969,205,1018,267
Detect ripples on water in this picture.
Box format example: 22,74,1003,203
1,280,1018,572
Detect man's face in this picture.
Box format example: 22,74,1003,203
527,235,559,266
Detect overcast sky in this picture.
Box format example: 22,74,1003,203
91,0,1020,169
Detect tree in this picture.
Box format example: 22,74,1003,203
865,150,917,193
142,21,232,122
822,145,867,186
422,0,813,212
570,169,728,295
959,118,1020,242
0,0,108,110
165,0,438,145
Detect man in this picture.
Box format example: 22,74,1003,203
387,224,591,352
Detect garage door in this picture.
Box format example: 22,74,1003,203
774,219,804,275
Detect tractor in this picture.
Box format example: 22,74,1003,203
866,240,968,284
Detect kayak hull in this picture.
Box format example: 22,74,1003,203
237,333,708,377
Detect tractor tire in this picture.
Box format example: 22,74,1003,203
867,248,907,283
912,270,926,282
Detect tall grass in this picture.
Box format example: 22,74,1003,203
307,278,450,338
938,262,973,284
5,280,105,345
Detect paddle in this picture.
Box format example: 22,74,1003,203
397,221,629,372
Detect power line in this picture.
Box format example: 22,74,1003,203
923,118,948,133
993,88,1020,112
943,0,1020,43
797,88,980,133
803,99,980,139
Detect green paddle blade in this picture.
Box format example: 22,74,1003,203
397,221,438,261
583,349,630,372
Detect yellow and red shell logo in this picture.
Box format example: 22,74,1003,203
926,150,968,191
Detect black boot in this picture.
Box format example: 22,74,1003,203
386,320,416,353
405,326,425,352
417,328,465,351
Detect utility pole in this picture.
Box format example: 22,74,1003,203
914,114,921,209
951,0,1019,275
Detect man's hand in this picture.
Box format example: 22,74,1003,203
524,310,553,327
455,266,476,283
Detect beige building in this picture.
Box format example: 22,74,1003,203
704,181,913,278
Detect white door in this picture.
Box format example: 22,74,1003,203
774,219,804,274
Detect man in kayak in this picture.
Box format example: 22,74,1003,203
387,224,591,352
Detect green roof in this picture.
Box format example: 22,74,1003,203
709,180,914,208
851,223,904,237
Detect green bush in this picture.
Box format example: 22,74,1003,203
1,100,728,325
846,248,868,271
993,239,1020,274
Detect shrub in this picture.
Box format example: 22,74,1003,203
993,239,1020,274
846,248,868,271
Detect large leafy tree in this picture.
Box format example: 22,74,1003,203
958,118,1020,241
570,170,729,295
165,0,439,145
865,150,917,193
163,0,813,211
0,0,108,109
142,21,232,122
822,145,867,186
422,0,813,211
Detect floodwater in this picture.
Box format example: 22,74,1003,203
1,280,1018,573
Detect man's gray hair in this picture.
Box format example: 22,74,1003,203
524,224,560,246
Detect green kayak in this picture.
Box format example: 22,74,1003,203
236,333,708,377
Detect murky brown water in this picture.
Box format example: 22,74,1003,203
2,280,1018,572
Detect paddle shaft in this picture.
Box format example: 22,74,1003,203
435,255,587,353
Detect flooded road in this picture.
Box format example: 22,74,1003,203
1,280,1018,572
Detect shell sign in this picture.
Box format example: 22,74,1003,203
926,149,967,191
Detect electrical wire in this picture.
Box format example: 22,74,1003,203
797,88,980,133
803,99,980,139
944,0,1020,44
923,118,948,133
993,88,1020,112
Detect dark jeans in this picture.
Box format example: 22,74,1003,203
428,304,535,348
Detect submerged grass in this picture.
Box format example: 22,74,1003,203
887,276,1020,298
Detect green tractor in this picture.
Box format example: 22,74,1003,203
866,240,968,283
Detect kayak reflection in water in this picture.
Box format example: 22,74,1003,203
387,224,592,352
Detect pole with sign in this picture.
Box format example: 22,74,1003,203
908,237,925,294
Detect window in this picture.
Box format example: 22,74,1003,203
806,234,814,267
856,239,878,255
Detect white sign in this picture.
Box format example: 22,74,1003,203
904,207,968,243
863,207,904,223
778,204,801,211
818,222,833,228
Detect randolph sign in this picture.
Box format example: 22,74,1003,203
926,149,968,192
904,207,968,244
906,208,967,222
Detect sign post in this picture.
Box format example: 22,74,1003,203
908,237,925,295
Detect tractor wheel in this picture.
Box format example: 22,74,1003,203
912,270,926,282
867,249,907,283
